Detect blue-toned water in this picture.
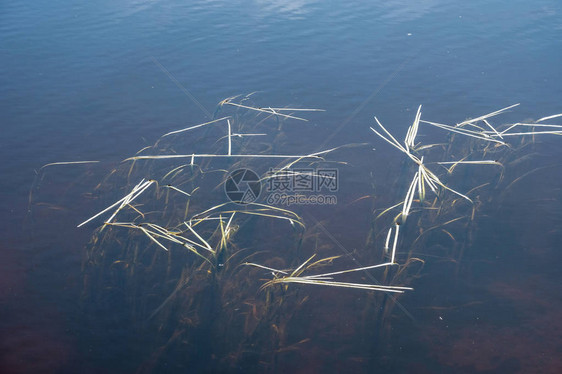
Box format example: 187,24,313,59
2,1,562,372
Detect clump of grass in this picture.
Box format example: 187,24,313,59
33,95,560,371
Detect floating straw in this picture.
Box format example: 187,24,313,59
384,227,393,254
222,101,310,121
405,105,422,151
77,179,155,227
456,103,520,127
537,113,562,122
227,119,232,156
40,161,99,169
161,117,230,137
391,223,400,264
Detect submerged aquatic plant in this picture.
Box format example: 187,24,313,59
31,95,562,371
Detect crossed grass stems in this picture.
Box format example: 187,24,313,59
78,97,562,300
76,96,562,302
78,96,405,295
65,96,562,369
244,102,561,293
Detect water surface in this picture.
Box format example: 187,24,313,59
2,0,562,372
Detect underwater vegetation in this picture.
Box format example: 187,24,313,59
32,95,562,372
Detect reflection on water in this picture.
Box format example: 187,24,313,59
252,0,319,18
2,0,562,373
377,0,442,21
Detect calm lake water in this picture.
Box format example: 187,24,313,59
2,0,562,373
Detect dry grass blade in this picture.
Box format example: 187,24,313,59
250,254,411,293
290,255,317,277
243,262,288,275
496,130,562,137
436,160,502,165
391,223,400,263
421,120,507,145
183,222,214,253
405,105,422,150
423,166,472,202
162,164,190,180
40,161,99,170
504,123,562,129
139,226,170,251
303,262,396,279
227,119,232,156
537,113,562,122
217,133,267,140
376,201,404,220
267,277,412,293
103,180,155,227
265,144,356,177
228,211,305,228
77,179,154,227
222,101,309,121
123,153,327,162
418,163,426,202
482,119,503,139
370,117,409,155
456,103,520,127
267,107,325,112
370,113,474,205
161,117,230,137
164,184,192,197
435,159,502,175
190,202,303,229
402,171,419,220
